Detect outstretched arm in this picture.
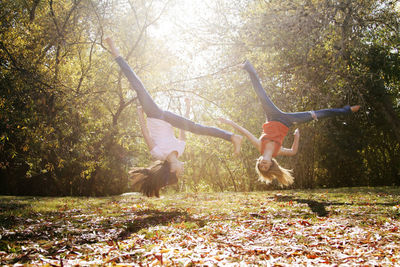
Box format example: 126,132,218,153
219,118,261,151
278,128,300,156
179,98,191,141
137,106,155,151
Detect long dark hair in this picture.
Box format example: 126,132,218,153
128,161,178,197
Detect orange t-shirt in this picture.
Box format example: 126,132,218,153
260,121,289,157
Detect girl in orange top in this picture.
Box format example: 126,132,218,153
220,60,360,186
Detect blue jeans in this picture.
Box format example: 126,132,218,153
115,57,233,141
243,60,351,127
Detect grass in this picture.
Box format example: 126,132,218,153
1,187,400,265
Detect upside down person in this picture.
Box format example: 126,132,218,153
219,60,360,187
105,37,242,197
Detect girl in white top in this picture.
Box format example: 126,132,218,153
105,38,242,197
136,99,189,176
147,116,186,161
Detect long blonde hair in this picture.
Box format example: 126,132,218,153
255,157,294,187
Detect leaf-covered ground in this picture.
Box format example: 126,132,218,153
1,187,400,266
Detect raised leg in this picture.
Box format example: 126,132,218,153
285,105,357,125
115,57,164,119
242,60,283,118
115,56,236,142
163,111,233,141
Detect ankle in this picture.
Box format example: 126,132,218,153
351,105,361,112
310,111,318,121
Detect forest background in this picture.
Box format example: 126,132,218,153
0,0,399,196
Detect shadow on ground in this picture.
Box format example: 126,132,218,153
120,209,205,238
0,206,205,244
274,195,399,217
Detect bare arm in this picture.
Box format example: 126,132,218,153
278,128,300,156
137,106,155,151
219,118,261,151
179,98,191,141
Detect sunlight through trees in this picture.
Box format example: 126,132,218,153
0,0,399,196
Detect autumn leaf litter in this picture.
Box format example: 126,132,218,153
1,188,400,265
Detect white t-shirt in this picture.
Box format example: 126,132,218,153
147,117,186,161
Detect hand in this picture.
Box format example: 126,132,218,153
293,128,300,137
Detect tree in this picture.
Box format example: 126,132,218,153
201,0,400,188
0,0,178,195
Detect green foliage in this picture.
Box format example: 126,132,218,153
212,0,400,188
0,0,399,196
0,0,147,195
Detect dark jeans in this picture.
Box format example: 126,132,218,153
115,57,233,141
243,60,351,127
